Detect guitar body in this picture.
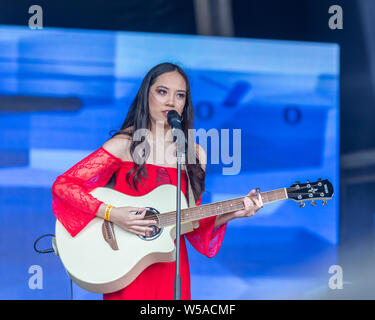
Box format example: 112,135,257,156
54,184,194,294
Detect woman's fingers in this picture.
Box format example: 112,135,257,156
253,197,263,210
232,197,253,218
129,225,154,234
128,207,147,217
131,219,158,226
244,197,255,217
238,189,264,217
128,208,157,225
233,209,247,217
128,208,155,222
248,189,256,196
249,189,264,209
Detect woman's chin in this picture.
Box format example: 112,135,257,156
151,118,169,129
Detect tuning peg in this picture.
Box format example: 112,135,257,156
306,180,310,183
322,200,327,206
311,200,316,206
299,202,305,208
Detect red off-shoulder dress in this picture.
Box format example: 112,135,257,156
51,147,227,300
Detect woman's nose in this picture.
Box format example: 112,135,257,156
166,95,176,108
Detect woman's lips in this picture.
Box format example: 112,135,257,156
162,110,169,117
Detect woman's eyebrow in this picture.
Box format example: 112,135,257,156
156,85,186,93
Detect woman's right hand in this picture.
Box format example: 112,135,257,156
109,206,158,237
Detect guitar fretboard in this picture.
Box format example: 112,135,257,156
153,188,288,228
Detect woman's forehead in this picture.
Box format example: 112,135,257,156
153,71,186,90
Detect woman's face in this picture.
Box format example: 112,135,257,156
148,71,187,127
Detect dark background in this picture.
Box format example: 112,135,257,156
0,0,373,298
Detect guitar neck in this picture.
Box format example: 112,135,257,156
157,188,288,227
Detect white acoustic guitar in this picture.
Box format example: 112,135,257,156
54,179,334,293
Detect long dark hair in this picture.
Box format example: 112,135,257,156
111,62,205,202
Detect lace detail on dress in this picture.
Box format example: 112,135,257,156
185,197,227,258
185,218,227,258
51,147,123,236
155,167,172,186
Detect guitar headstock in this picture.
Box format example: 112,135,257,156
286,178,334,207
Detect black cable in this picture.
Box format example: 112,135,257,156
70,278,73,300
33,233,74,300
33,233,55,254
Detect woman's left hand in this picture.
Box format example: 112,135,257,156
232,189,263,218
214,189,264,228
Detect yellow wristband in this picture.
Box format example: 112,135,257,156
104,204,113,221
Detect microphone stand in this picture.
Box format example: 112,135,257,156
173,132,185,300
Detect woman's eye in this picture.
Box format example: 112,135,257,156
158,89,167,95
177,93,185,99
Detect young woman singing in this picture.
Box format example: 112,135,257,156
51,62,263,300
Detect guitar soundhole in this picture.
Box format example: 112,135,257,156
136,207,162,241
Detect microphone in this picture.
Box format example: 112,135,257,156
167,110,185,146
167,110,183,131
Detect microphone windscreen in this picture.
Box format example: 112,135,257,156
167,110,182,130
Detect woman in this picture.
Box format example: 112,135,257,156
51,62,263,300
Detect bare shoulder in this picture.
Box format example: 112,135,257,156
102,132,133,161
195,143,207,171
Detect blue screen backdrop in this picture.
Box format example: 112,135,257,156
0,25,339,300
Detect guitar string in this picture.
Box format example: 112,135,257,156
144,191,327,227
134,183,330,229
145,196,267,227
156,194,265,226
145,200,247,227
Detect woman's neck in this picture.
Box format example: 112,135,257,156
148,120,178,166
150,120,173,144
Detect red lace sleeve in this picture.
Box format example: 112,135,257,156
185,197,227,258
51,147,123,237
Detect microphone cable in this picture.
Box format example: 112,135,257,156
33,233,74,300
33,233,55,254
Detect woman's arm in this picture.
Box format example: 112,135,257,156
51,137,129,236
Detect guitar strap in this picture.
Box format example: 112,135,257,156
184,165,196,208
185,166,200,229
